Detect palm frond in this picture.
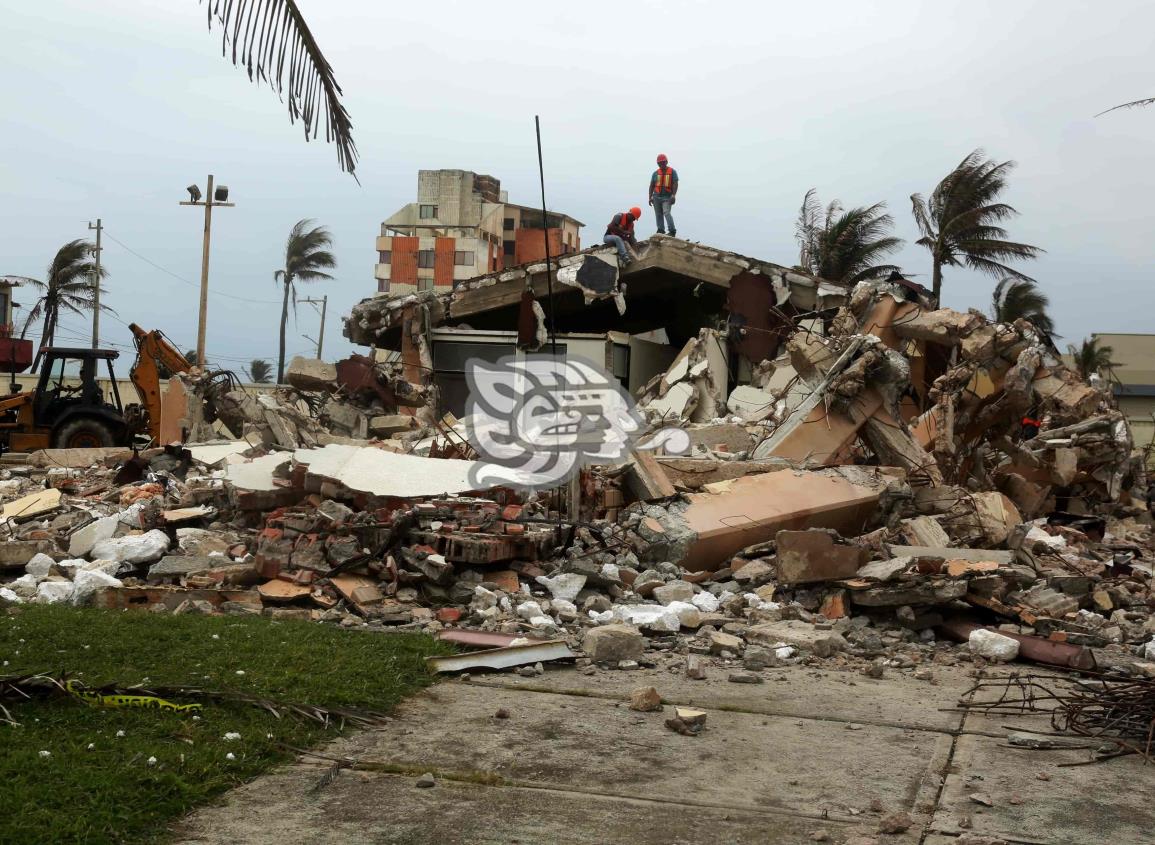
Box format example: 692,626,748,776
1096,97,1155,117
0,275,46,292
203,1,357,178
993,278,1053,334
0,672,388,729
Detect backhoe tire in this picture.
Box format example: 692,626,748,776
53,418,117,450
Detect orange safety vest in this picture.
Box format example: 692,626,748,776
653,167,674,194
607,212,635,237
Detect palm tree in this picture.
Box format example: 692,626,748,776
795,189,903,283
184,349,199,367
275,220,335,383
992,278,1055,335
911,150,1043,303
15,239,108,358
795,191,904,282
1068,338,1118,382
248,359,273,384
201,2,356,176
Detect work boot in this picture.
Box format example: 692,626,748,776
657,229,666,235
670,230,677,237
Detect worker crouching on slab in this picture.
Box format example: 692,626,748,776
604,207,642,265
649,153,678,236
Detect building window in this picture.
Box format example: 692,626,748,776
503,217,515,231
503,240,515,256
454,251,474,266
417,250,436,269
419,204,437,219
378,250,391,264
417,278,434,292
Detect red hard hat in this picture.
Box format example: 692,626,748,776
629,206,642,219
656,153,668,163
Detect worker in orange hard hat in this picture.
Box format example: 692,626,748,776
604,207,642,264
649,153,678,237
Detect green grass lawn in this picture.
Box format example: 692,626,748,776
0,605,450,845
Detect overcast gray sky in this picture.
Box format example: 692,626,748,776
4,0,1155,371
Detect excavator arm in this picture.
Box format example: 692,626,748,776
128,323,192,444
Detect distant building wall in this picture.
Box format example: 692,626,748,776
374,170,582,295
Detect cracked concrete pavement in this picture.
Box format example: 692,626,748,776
172,661,1154,844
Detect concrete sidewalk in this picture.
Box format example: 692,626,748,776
173,661,1154,844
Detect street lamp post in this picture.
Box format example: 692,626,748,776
179,176,235,366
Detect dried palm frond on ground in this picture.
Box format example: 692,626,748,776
0,672,389,729
960,672,1155,764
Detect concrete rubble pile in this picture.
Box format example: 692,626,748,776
165,353,433,450
3,274,1155,688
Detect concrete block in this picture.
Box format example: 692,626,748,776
0,540,57,570
147,555,222,582
286,357,337,391
583,624,645,663
368,414,413,437
775,530,866,584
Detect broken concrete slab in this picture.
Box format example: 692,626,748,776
67,515,121,558
900,516,952,548
0,540,57,570
292,443,493,498
624,451,676,502
368,414,413,437
426,640,574,673
850,579,968,608
886,546,1015,565
745,620,848,652
726,384,778,422
676,467,893,571
286,356,338,392
90,530,171,565
187,440,254,468
1,488,62,521
147,555,224,582
223,453,293,491
26,447,133,469
856,557,913,582
776,530,867,584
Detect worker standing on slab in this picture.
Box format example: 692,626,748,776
649,153,678,237
604,207,642,264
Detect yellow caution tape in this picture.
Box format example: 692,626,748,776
65,681,202,714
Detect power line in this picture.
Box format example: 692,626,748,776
102,229,281,305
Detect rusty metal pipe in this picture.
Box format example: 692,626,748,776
940,618,1096,671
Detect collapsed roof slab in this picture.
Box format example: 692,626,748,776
344,236,848,353
669,466,897,572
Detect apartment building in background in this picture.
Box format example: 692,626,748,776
373,170,583,295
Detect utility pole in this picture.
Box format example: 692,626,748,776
87,219,102,348
300,296,328,358
179,176,235,366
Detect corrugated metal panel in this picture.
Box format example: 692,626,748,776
434,237,455,287
391,236,418,285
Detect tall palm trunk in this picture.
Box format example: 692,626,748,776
931,260,943,304
277,276,291,384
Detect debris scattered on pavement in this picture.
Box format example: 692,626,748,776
3,270,1155,696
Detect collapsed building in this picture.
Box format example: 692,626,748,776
3,235,1154,681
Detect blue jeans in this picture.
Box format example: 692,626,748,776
653,196,675,234
604,233,630,262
